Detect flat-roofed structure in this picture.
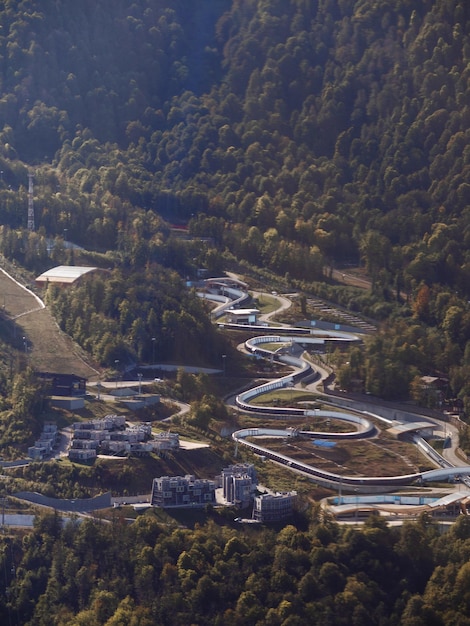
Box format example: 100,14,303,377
226,308,260,324
68,448,97,462
326,491,470,522
35,265,107,287
151,475,216,508
253,491,297,523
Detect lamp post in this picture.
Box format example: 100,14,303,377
115,359,119,389
222,354,226,376
0,496,6,533
23,336,27,354
152,337,156,365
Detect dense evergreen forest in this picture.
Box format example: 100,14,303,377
1,2,470,622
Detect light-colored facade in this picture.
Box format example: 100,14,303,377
153,431,180,452
226,308,260,325
35,265,108,287
221,463,257,507
69,416,177,460
68,448,97,462
28,422,58,460
151,475,216,508
224,474,253,508
253,491,297,523
72,415,126,431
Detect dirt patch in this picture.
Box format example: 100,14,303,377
249,433,433,478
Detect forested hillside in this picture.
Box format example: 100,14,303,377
46,265,225,366
1,3,470,624
1,509,470,625
0,1,469,398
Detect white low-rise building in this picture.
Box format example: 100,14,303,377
153,432,180,452
68,448,97,462
253,491,297,523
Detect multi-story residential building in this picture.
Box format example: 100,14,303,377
70,416,154,460
68,448,97,462
100,440,129,454
253,491,297,523
224,474,253,508
72,415,126,431
153,431,180,452
73,429,106,441
28,422,59,460
71,439,98,450
221,463,257,507
151,475,216,508
223,463,257,482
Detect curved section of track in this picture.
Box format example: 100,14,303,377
201,278,470,490
236,332,359,418
232,427,470,489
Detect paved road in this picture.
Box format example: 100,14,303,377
253,291,292,323
329,268,371,290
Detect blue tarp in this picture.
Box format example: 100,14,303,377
313,440,336,448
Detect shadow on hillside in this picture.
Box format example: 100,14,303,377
0,315,30,353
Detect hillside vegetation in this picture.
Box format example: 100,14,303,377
0,1,467,411
1,3,470,625
0,508,469,625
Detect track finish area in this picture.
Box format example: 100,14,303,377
203,277,470,492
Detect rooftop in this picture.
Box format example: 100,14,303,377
36,265,103,285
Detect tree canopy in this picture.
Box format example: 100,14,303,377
0,509,468,625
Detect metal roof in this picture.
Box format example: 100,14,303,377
228,309,260,315
36,265,100,284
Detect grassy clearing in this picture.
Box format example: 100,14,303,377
249,388,318,405
0,266,99,378
23,308,99,378
250,293,279,314
255,341,287,351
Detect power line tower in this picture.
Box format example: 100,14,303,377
27,172,35,231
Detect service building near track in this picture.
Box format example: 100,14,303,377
37,372,87,397
225,308,260,325
324,491,470,523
